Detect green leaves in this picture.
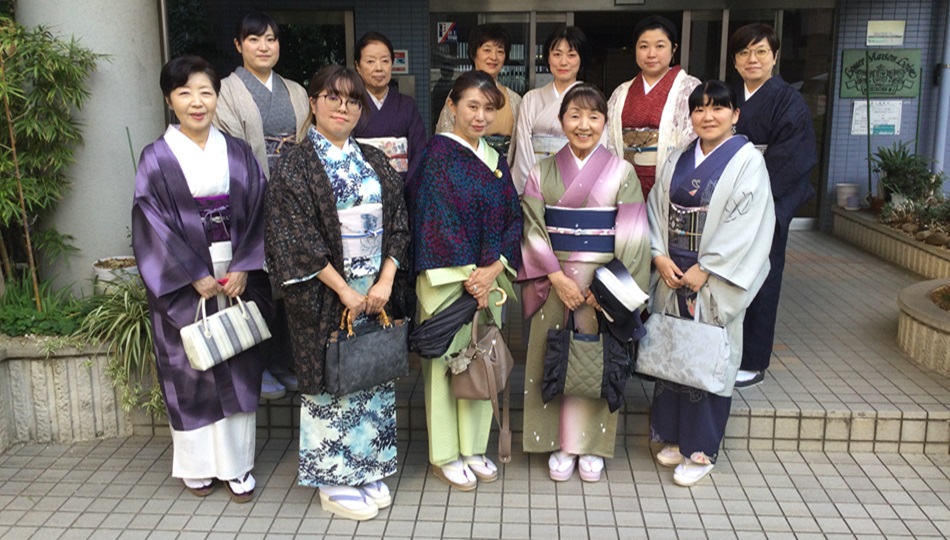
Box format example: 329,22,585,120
0,272,84,335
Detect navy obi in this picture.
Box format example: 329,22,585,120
544,206,617,253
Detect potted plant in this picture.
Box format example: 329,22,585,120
870,141,937,204
73,277,165,416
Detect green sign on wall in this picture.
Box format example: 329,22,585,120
841,49,921,98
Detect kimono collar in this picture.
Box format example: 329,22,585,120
554,144,613,206
162,124,229,197
236,66,274,92
552,80,581,99
370,87,388,109
694,135,742,167
439,133,499,171
307,126,358,162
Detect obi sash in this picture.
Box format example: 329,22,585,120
356,136,409,173
264,133,297,170
339,203,384,278
532,134,568,160
194,194,230,244
484,135,512,159
544,206,617,253
667,136,747,253
623,128,659,167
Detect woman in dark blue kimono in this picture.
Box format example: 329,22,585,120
729,23,818,388
352,31,427,183
132,56,271,503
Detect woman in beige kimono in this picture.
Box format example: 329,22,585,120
509,26,590,194
435,24,522,160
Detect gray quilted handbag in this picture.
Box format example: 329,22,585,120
325,309,409,396
636,292,733,396
543,312,622,403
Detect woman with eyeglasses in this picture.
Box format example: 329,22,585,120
606,15,700,200
728,23,818,390
264,65,410,521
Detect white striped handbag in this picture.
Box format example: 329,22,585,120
181,296,272,371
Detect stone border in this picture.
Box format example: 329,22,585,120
832,206,950,279
0,340,131,453
898,279,950,378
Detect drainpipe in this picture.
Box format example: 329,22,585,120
933,6,950,174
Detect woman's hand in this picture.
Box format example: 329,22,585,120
549,271,586,311
681,264,710,293
365,278,392,314
221,271,247,298
466,260,504,309
585,291,603,311
338,286,366,322
192,275,224,299
654,255,685,289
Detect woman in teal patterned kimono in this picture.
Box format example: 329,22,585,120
264,66,410,521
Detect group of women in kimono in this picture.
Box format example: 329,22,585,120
131,10,815,522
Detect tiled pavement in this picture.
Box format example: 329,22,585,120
3,230,950,539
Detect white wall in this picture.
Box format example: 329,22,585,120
17,0,165,295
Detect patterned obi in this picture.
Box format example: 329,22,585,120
194,194,231,244
484,135,512,159
623,128,659,167
544,206,617,253
265,133,297,169
531,134,568,160
355,136,409,173
339,203,384,278
668,202,707,252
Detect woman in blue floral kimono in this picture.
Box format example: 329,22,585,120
264,66,410,521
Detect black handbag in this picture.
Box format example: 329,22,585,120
408,293,479,358
324,309,409,396
541,311,631,412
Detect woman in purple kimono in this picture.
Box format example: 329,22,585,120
352,31,427,183
519,84,651,483
132,56,271,503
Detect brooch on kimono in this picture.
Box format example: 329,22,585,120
494,169,503,178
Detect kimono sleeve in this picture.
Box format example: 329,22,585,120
613,162,651,293
764,91,818,205
131,145,211,298
519,161,561,280
264,148,332,287
405,97,428,184
227,139,267,273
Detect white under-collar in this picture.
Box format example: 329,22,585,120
370,88,389,109
694,135,738,167
263,71,274,92
570,145,594,169
744,82,763,101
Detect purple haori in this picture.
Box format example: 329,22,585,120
132,135,272,432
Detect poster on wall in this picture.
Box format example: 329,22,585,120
866,21,906,46
850,100,902,135
840,49,921,98
392,50,408,74
437,22,458,44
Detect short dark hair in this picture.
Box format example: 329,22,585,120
633,15,679,45
468,24,511,62
307,65,370,116
448,70,506,110
160,56,220,97
542,26,591,81
558,83,608,120
688,80,738,111
729,23,779,58
355,31,394,63
235,12,280,42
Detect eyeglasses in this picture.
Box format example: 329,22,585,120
735,48,773,61
316,93,362,111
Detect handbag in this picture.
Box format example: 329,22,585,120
541,311,631,412
181,296,272,372
325,308,409,396
636,290,733,396
450,289,514,463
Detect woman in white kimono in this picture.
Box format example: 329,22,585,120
519,84,651,482
647,80,775,487
214,12,310,399
509,26,590,194
606,15,699,200
435,24,522,160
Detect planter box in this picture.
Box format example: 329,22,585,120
898,280,950,378
832,206,950,279
0,338,131,453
